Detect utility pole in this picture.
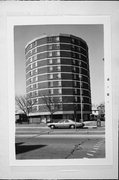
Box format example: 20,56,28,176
74,104,77,130
79,68,83,123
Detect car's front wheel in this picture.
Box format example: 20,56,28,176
50,125,55,129
70,125,75,129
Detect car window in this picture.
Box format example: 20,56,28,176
65,120,69,123
59,120,64,123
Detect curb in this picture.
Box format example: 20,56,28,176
83,126,98,129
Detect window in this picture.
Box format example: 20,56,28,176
75,96,77,102
30,84,33,89
59,96,62,102
80,89,83,95
72,53,75,58
31,71,33,76
34,84,36,89
29,50,32,56
36,106,38,111
30,77,33,82
49,66,53,71
79,61,81,66
79,54,81,58
29,44,32,49
49,59,53,64
73,59,75,64
57,73,61,79
35,69,38,73
72,45,75,49
56,43,60,49
74,74,76,79
57,66,61,71
79,74,82,79
34,55,37,60
49,52,52,57
30,92,32,97
50,89,53,94
56,37,60,41
49,45,52,50
35,76,38,81
58,81,61,86
73,67,76,72
29,57,32,62
57,58,60,63
74,81,77,86
36,83,38,88
72,38,75,43
49,74,53,79
79,67,81,74
34,41,37,46
49,81,53,87
80,96,83,102
48,37,52,42
58,88,62,94
75,89,77,94
36,91,38,96
56,51,60,56
81,82,83,87
35,62,37,67
31,64,33,69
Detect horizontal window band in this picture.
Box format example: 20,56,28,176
26,83,91,91
26,52,87,64
25,42,87,56
26,87,91,94
26,50,87,61
26,102,91,106
26,79,90,87
26,94,91,100
26,57,88,68
28,110,91,116
26,86,91,93
27,95,91,99
26,81,90,90
26,64,88,74
26,72,90,83
26,71,90,82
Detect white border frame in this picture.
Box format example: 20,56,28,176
7,15,112,166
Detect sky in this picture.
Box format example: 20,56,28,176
14,24,104,106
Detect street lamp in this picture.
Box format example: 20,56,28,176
79,68,83,123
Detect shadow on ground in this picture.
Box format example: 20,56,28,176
15,142,47,154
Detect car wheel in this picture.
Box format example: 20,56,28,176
70,125,75,129
50,125,55,129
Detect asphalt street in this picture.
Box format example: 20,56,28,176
15,126,105,159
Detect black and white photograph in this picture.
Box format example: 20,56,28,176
13,22,106,160
0,1,118,179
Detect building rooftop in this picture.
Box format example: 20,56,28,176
25,33,87,49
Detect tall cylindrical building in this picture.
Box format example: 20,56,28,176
25,34,91,123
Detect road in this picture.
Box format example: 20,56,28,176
15,126,105,159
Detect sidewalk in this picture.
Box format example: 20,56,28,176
16,121,105,135
83,121,105,129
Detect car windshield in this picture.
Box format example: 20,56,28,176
59,120,65,123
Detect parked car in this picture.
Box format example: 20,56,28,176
47,119,84,129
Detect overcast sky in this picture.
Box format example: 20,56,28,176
14,24,104,106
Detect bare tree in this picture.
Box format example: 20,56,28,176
97,103,105,119
41,94,62,122
15,95,36,122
